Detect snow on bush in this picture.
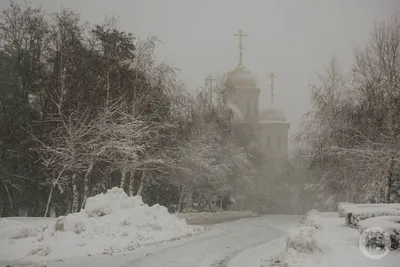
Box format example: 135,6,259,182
343,205,400,227
285,226,321,254
358,216,400,250
264,210,323,267
0,187,201,262
339,203,400,219
302,209,322,230
338,202,352,218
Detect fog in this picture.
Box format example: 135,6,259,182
3,0,398,141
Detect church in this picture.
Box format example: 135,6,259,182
222,30,290,162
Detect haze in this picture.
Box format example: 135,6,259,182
2,0,397,140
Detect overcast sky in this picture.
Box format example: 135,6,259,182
2,0,399,140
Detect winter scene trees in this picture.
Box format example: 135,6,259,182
0,1,399,267
0,3,259,218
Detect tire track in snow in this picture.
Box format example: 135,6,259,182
210,228,282,267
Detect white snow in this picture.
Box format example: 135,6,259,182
2,206,399,267
358,216,400,233
261,211,399,267
320,213,399,267
338,203,400,218
357,215,400,249
177,210,256,224
261,210,324,267
341,204,400,226
0,187,201,263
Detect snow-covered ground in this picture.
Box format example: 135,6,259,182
2,192,399,267
259,212,399,267
177,211,257,225
0,188,202,265
44,215,300,267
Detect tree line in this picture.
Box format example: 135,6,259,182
296,12,400,207
0,1,276,217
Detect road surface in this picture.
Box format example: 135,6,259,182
48,215,300,267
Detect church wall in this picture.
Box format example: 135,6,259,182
257,123,289,160
229,86,260,123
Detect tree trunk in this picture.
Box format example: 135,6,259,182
219,195,225,211
71,173,79,213
44,185,54,217
137,170,145,196
1,181,14,216
120,165,127,189
177,186,186,213
197,192,202,212
128,170,136,197
81,161,94,210
385,159,395,203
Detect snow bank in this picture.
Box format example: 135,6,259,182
358,216,400,250
0,187,201,262
264,210,323,267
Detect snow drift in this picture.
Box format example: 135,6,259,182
0,187,201,262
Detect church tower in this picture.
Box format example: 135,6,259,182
225,30,260,123
225,30,289,161
257,72,290,160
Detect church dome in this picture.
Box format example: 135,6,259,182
259,106,287,122
226,66,257,87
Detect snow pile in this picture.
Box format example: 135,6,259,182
0,187,201,262
264,210,324,267
358,216,400,250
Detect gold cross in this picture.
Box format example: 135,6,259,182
267,72,278,104
233,29,248,68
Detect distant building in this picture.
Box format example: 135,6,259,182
224,30,290,162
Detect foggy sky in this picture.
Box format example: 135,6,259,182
2,0,399,142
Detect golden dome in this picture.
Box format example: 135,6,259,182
226,66,257,87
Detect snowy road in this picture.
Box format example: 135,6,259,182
48,215,300,267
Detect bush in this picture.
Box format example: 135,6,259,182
344,206,400,227
285,226,321,254
358,216,400,250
